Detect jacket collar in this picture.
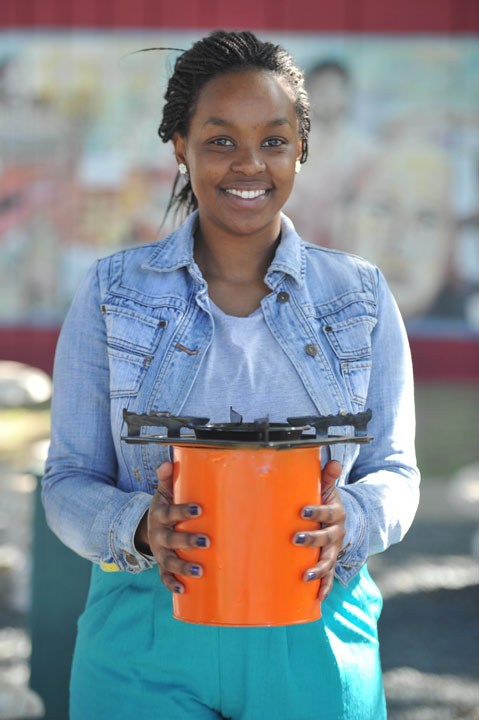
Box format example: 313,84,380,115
142,210,305,288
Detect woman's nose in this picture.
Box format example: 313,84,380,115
230,148,266,175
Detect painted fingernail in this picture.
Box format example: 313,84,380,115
195,536,208,548
189,565,202,577
173,584,184,594
305,571,316,582
302,507,313,518
188,504,200,516
294,533,307,545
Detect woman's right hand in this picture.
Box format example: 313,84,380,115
135,461,209,594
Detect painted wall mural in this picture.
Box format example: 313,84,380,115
0,32,478,335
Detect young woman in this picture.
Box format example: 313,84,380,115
43,30,419,719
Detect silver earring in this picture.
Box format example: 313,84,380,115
178,162,188,175
295,159,301,174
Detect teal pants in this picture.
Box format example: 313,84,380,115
71,565,386,719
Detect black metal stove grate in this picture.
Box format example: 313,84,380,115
122,408,373,449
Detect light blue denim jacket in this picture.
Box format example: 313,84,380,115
43,211,419,586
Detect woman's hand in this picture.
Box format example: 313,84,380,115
135,461,209,594
293,460,346,602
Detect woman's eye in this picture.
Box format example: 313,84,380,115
263,138,286,147
210,137,234,147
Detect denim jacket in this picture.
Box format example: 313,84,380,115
43,211,419,586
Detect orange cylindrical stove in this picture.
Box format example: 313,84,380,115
122,409,372,627
173,444,322,627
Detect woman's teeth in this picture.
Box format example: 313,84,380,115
225,188,266,199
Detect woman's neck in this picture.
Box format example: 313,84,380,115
193,220,281,316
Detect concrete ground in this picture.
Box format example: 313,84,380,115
369,472,479,720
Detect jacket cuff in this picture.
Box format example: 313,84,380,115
334,488,368,586
100,492,155,573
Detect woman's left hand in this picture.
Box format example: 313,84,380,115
293,460,345,602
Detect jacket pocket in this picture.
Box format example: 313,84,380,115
101,304,167,397
322,316,376,360
322,316,376,407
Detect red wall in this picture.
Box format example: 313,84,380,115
1,0,478,378
0,0,478,32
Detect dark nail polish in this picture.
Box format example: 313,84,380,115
305,571,316,582
189,565,201,577
294,533,307,545
302,507,313,518
195,536,208,548
173,584,183,594
189,504,200,516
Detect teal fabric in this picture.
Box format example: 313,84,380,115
70,565,386,719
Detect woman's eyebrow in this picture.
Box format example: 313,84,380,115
202,116,292,128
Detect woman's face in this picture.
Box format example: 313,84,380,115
173,70,301,241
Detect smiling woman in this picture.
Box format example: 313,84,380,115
42,29,419,720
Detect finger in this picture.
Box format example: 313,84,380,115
159,568,184,594
162,551,203,578
149,498,202,526
293,525,345,548
156,461,174,500
318,571,334,601
302,547,339,581
300,501,346,524
150,525,210,551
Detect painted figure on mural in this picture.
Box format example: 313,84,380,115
285,59,376,248
332,139,479,326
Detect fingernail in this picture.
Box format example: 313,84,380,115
322,591,329,601
302,507,313,518
305,571,316,582
189,565,202,577
195,536,208,548
188,504,200,516
173,584,184,594
294,533,307,545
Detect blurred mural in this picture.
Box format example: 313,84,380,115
0,32,478,334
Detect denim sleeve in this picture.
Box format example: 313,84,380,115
335,267,420,586
42,262,154,573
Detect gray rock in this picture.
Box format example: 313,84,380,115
0,363,51,408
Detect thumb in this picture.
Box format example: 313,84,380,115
321,460,342,499
155,461,174,501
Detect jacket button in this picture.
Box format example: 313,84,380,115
277,291,290,303
324,325,333,332
124,553,139,566
305,344,318,356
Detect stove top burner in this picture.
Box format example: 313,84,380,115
122,408,373,449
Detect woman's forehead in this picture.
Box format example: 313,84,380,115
192,70,298,127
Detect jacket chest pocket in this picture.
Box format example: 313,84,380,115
102,304,168,397
322,316,376,408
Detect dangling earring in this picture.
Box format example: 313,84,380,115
178,162,188,175
295,159,301,175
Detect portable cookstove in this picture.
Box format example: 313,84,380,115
122,408,372,627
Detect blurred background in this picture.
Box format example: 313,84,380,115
0,1,478,718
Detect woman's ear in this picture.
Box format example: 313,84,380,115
172,132,187,166
296,138,303,163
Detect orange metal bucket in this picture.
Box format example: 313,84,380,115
172,445,322,627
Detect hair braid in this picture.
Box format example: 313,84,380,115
159,30,310,219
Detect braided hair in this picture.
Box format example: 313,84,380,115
159,30,311,219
